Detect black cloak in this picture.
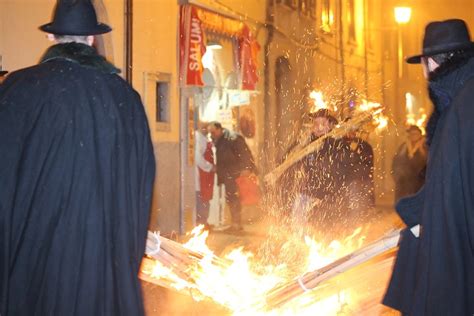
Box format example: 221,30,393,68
0,43,155,315
383,57,474,315
214,128,257,185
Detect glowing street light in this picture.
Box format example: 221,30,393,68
394,7,412,77
394,7,412,24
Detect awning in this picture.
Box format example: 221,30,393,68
179,4,260,90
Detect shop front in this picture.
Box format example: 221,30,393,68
179,4,261,231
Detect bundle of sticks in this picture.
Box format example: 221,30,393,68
265,227,401,309
264,107,383,186
139,231,231,291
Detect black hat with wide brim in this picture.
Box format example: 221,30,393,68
407,19,474,64
39,0,111,35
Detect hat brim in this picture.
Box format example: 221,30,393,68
39,22,112,35
406,42,474,64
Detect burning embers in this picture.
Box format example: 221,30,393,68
139,225,397,315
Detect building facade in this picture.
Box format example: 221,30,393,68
2,0,474,234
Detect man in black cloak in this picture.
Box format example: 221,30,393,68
383,19,474,315
0,1,155,315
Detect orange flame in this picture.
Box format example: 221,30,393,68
141,226,374,315
309,90,328,112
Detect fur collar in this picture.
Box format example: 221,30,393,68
40,42,120,74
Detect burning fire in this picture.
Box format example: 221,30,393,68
406,112,427,134
141,225,376,315
309,90,329,112
358,100,381,112
357,100,388,132
374,113,388,131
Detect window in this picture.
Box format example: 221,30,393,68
285,0,298,9
301,0,317,18
156,82,169,123
276,0,298,9
347,0,356,41
321,0,333,33
143,72,172,131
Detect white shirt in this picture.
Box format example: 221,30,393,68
194,131,214,190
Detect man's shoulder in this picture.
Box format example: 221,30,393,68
4,63,50,83
9,60,132,92
223,129,241,142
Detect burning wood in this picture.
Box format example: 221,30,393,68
139,231,232,292
264,106,383,185
139,224,407,314
265,228,402,309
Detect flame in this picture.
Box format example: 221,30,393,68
142,226,372,315
309,90,328,112
183,225,213,255
374,113,388,131
356,99,387,132
148,261,191,291
406,113,427,134
358,100,381,112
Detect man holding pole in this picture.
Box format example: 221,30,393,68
383,19,474,315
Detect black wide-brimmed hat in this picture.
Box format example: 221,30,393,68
407,19,474,64
39,0,111,35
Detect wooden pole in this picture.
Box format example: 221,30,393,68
264,108,382,185
265,227,402,309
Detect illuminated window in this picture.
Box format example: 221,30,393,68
301,0,316,18
347,0,356,41
321,0,333,32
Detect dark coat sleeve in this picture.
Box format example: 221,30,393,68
382,187,424,313
232,135,258,174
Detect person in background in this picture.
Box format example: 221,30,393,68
194,121,215,230
340,127,375,212
208,121,257,232
0,1,155,315
391,125,427,203
383,19,474,315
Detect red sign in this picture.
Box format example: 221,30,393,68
180,6,206,86
180,6,260,90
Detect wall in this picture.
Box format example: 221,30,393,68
0,0,54,71
0,0,124,72
264,2,318,166
132,0,181,234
